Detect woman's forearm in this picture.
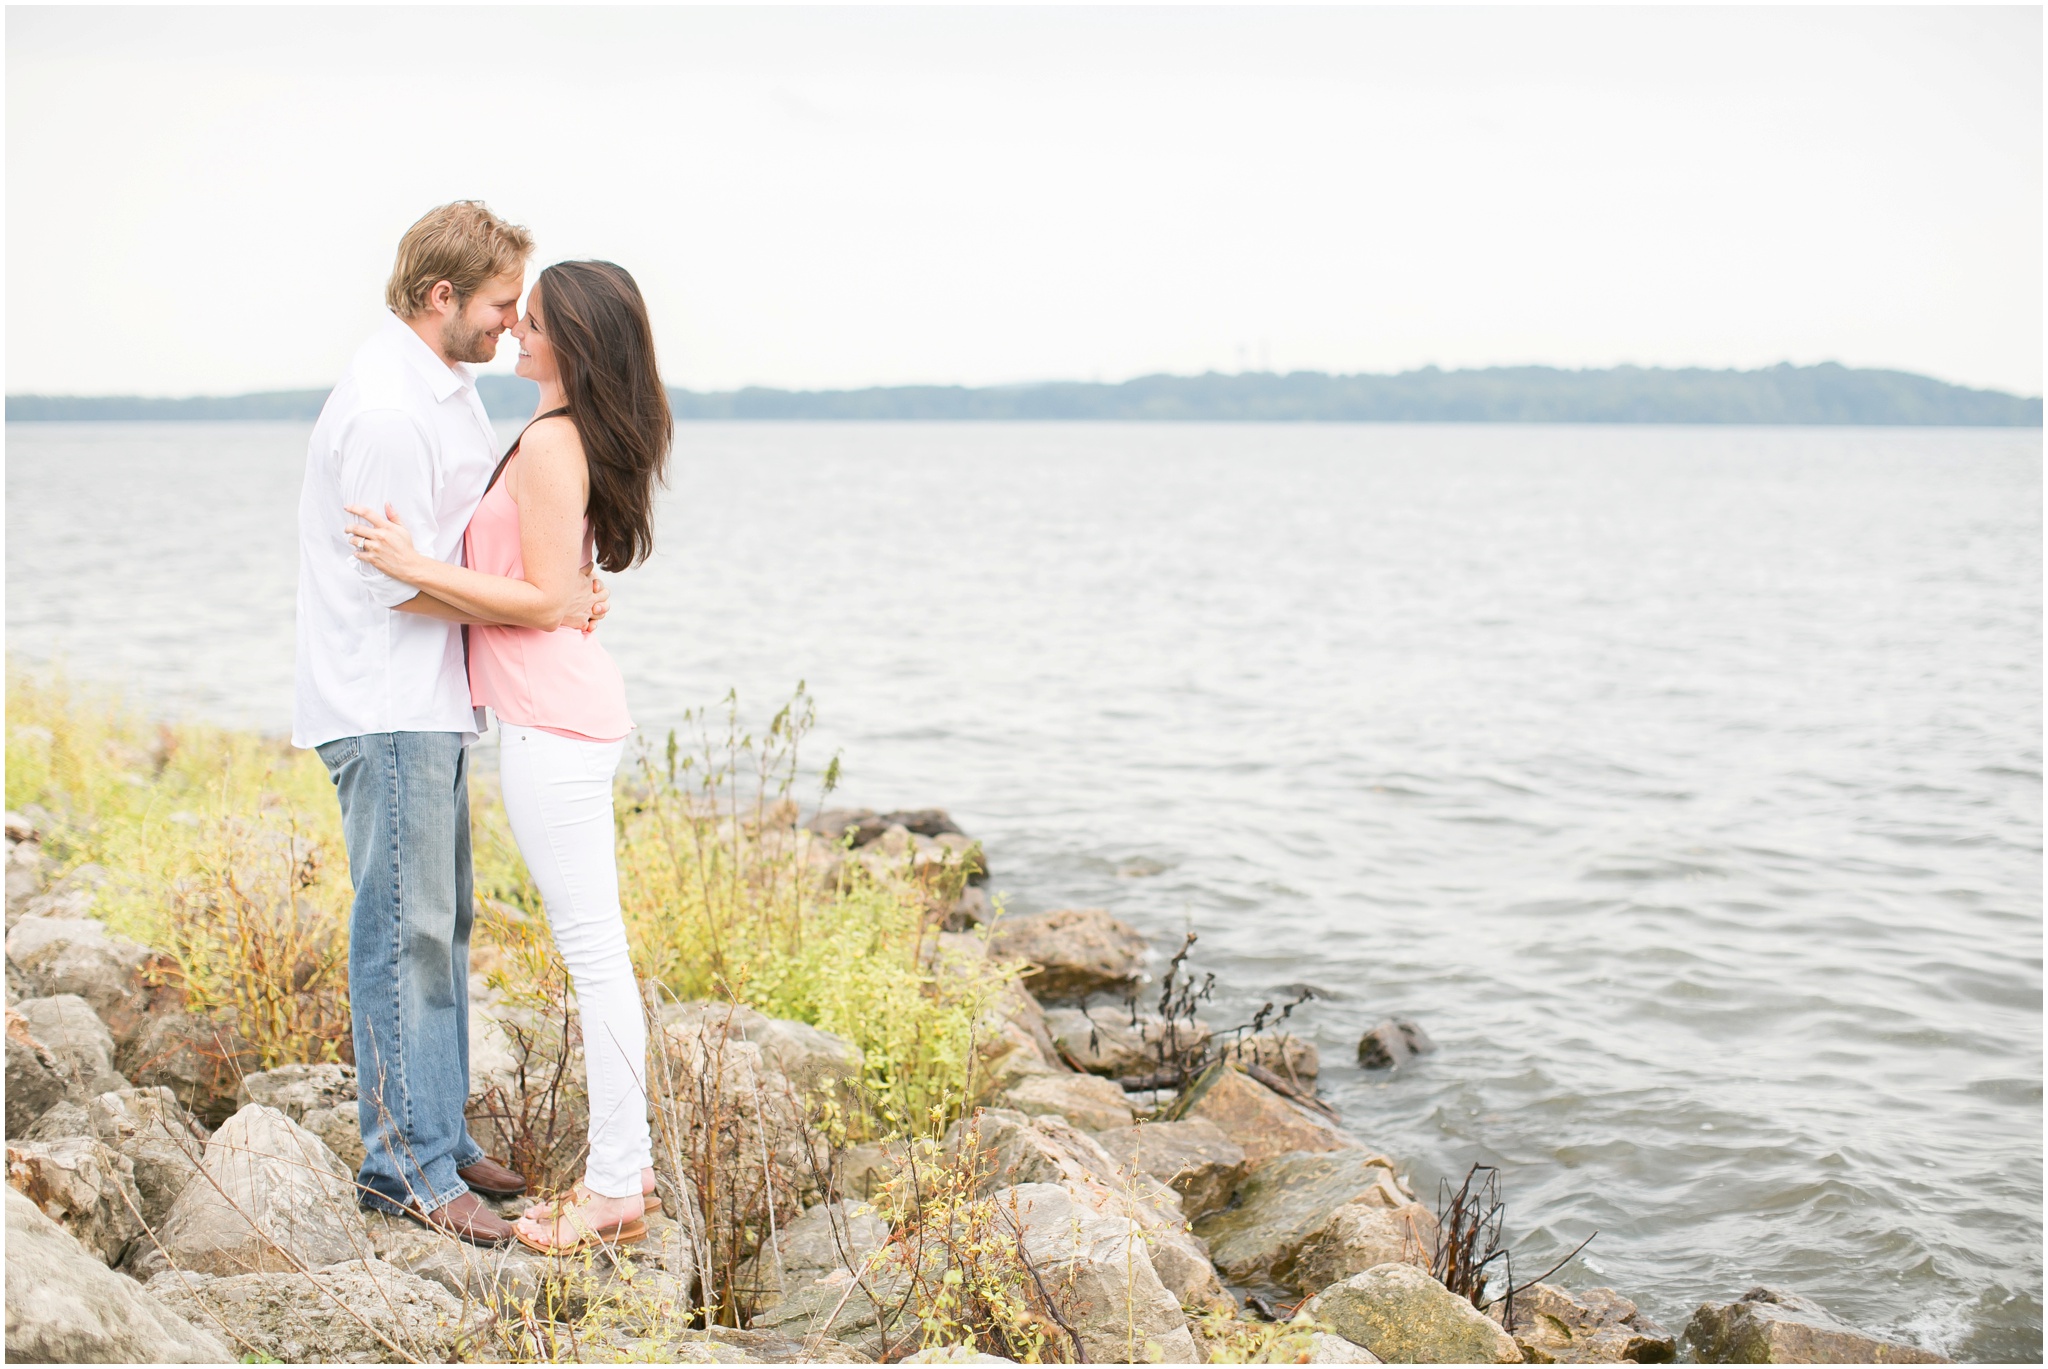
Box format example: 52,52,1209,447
393,590,488,624
403,557,570,630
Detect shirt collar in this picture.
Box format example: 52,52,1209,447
383,311,474,403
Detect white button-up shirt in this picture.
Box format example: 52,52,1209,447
293,313,500,749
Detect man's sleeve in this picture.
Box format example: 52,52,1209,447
337,408,439,609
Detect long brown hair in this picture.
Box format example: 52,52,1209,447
534,260,671,571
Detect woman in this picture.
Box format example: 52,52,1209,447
345,260,669,1254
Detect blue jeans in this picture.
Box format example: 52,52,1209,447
316,731,484,1216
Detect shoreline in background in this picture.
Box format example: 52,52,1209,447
8,360,2041,426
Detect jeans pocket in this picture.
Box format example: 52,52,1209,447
316,737,361,778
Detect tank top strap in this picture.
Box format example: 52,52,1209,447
484,407,571,497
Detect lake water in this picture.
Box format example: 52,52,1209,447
7,420,2041,1360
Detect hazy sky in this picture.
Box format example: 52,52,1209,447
7,6,2041,396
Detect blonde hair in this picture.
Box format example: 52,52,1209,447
384,201,534,317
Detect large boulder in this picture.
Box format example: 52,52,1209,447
237,1061,365,1173
1305,1263,1523,1363
5,1186,231,1362
1494,1283,1675,1363
1194,1150,1409,1288
988,909,1148,1004
4,916,154,1035
750,1018,866,1102
1000,1182,1198,1362
1094,1119,1248,1219
1683,1287,1948,1364
118,1008,258,1128
1178,1063,1363,1167
150,1257,480,1362
87,1087,210,1227
149,1102,367,1276
1044,1006,1212,1078
7,1006,79,1136
1291,1199,1439,1295
955,1110,1228,1313
999,1071,1135,1131
12,994,128,1096
6,1135,147,1264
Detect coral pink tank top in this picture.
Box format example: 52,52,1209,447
463,417,633,743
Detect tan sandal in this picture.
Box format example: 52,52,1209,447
514,1206,650,1257
521,1182,661,1222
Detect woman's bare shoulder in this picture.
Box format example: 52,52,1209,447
514,415,589,482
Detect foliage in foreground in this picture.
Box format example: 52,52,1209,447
5,664,1008,1138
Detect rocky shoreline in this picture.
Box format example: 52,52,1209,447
5,803,1953,1364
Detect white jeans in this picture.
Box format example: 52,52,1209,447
496,723,652,1199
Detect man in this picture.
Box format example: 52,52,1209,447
293,201,603,1245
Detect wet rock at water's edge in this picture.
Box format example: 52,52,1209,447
1357,1018,1435,1070
1305,1262,1523,1364
1194,1148,1408,1289
1683,1286,1950,1364
1493,1282,1675,1363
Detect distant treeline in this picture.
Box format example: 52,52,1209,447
9,363,2040,426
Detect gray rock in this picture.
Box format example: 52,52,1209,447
741,1199,894,1313
987,908,1148,1004
22,1097,93,1142
4,916,151,1030
999,1071,1136,1131
1683,1286,1948,1364
236,1063,365,1172
1494,1283,1674,1363
117,1008,257,1128
12,994,128,1096
236,1060,356,1117
5,1134,146,1264
835,1139,909,1201
1044,1005,1213,1078
747,1017,865,1102
1357,1019,1436,1070
151,1102,368,1276
6,1007,80,1136
11,863,108,932
1304,1262,1523,1363
150,1255,481,1363
4,1186,231,1362
745,1242,913,1359
1195,1150,1411,1288
692,1325,877,1362
999,1181,1198,1362
365,1209,548,1311
1291,1200,1440,1297
86,1086,210,1227
902,1348,1016,1363
1094,1118,1248,1219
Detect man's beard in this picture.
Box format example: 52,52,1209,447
442,308,499,364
